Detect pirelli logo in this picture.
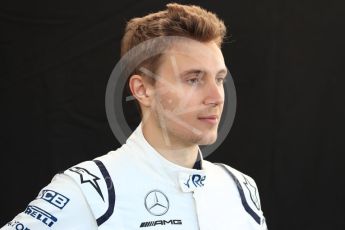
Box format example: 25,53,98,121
24,205,57,227
140,219,182,227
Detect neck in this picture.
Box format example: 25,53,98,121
141,120,199,169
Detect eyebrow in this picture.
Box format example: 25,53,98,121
216,69,228,76
180,68,228,77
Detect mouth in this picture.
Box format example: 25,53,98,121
197,115,219,125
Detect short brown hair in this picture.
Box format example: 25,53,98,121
121,3,227,78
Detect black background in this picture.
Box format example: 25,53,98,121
1,0,344,229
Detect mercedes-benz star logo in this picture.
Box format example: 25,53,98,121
144,190,169,216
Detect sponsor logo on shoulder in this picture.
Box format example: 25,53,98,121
69,166,104,200
243,176,261,210
7,220,30,230
36,189,70,209
24,205,57,227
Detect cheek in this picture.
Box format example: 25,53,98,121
156,90,180,111
155,85,201,118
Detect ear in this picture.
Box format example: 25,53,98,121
128,74,153,107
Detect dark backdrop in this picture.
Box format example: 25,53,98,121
1,0,344,229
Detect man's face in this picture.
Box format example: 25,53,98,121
145,39,227,147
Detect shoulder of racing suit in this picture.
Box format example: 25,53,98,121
63,158,115,227
211,162,267,228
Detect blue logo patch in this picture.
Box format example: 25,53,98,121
24,205,57,227
37,189,70,209
184,174,206,188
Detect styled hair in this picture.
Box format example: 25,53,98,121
121,3,227,79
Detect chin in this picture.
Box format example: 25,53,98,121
197,134,217,145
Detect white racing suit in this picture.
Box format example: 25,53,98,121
2,123,268,230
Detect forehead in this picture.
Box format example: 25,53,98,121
157,39,226,74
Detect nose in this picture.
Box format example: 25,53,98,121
203,79,224,106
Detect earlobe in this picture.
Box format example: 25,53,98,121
129,75,152,107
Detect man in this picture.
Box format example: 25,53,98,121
2,3,267,230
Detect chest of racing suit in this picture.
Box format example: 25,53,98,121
2,124,267,230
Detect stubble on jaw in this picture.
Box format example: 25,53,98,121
152,108,219,148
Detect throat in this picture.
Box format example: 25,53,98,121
156,145,199,169
142,121,199,169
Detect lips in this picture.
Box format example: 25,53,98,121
198,115,218,119
198,115,219,125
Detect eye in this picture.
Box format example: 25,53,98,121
216,77,226,84
186,71,204,86
187,78,202,85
